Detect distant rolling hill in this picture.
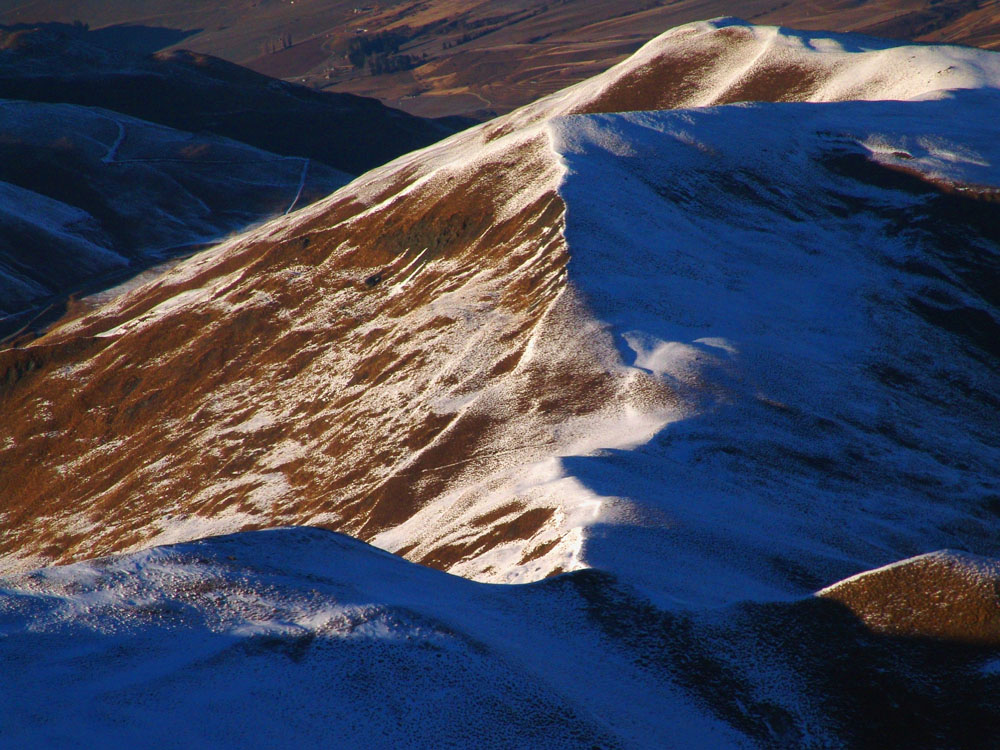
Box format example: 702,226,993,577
0,23,460,173
1,0,998,118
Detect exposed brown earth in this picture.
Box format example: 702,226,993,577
819,551,1000,645
0,130,586,572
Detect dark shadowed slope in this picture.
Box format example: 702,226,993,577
0,99,347,324
0,22,460,326
0,24,459,174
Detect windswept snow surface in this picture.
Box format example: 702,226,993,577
378,89,1000,603
578,17,1000,106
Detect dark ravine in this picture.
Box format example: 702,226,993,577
0,99,348,322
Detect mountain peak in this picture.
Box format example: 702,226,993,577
2,25,998,607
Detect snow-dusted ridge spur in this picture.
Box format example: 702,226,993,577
1,19,1000,745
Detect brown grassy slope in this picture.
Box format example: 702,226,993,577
819,551,1000,646
0,135,583,572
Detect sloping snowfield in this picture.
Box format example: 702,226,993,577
548,91,1000,606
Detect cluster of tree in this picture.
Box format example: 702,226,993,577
346,30,409,67
261,33,294,54
366,52,426,74
346,29,428,74
439,6,548,49
441,28,492,49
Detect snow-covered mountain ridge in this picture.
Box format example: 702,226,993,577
2,20,998,604
2,17,999,747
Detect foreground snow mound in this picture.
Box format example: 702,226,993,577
0,528,738,749
2,528,998,748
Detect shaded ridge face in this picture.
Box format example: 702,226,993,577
2,20,999,600
550,94,1000,604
